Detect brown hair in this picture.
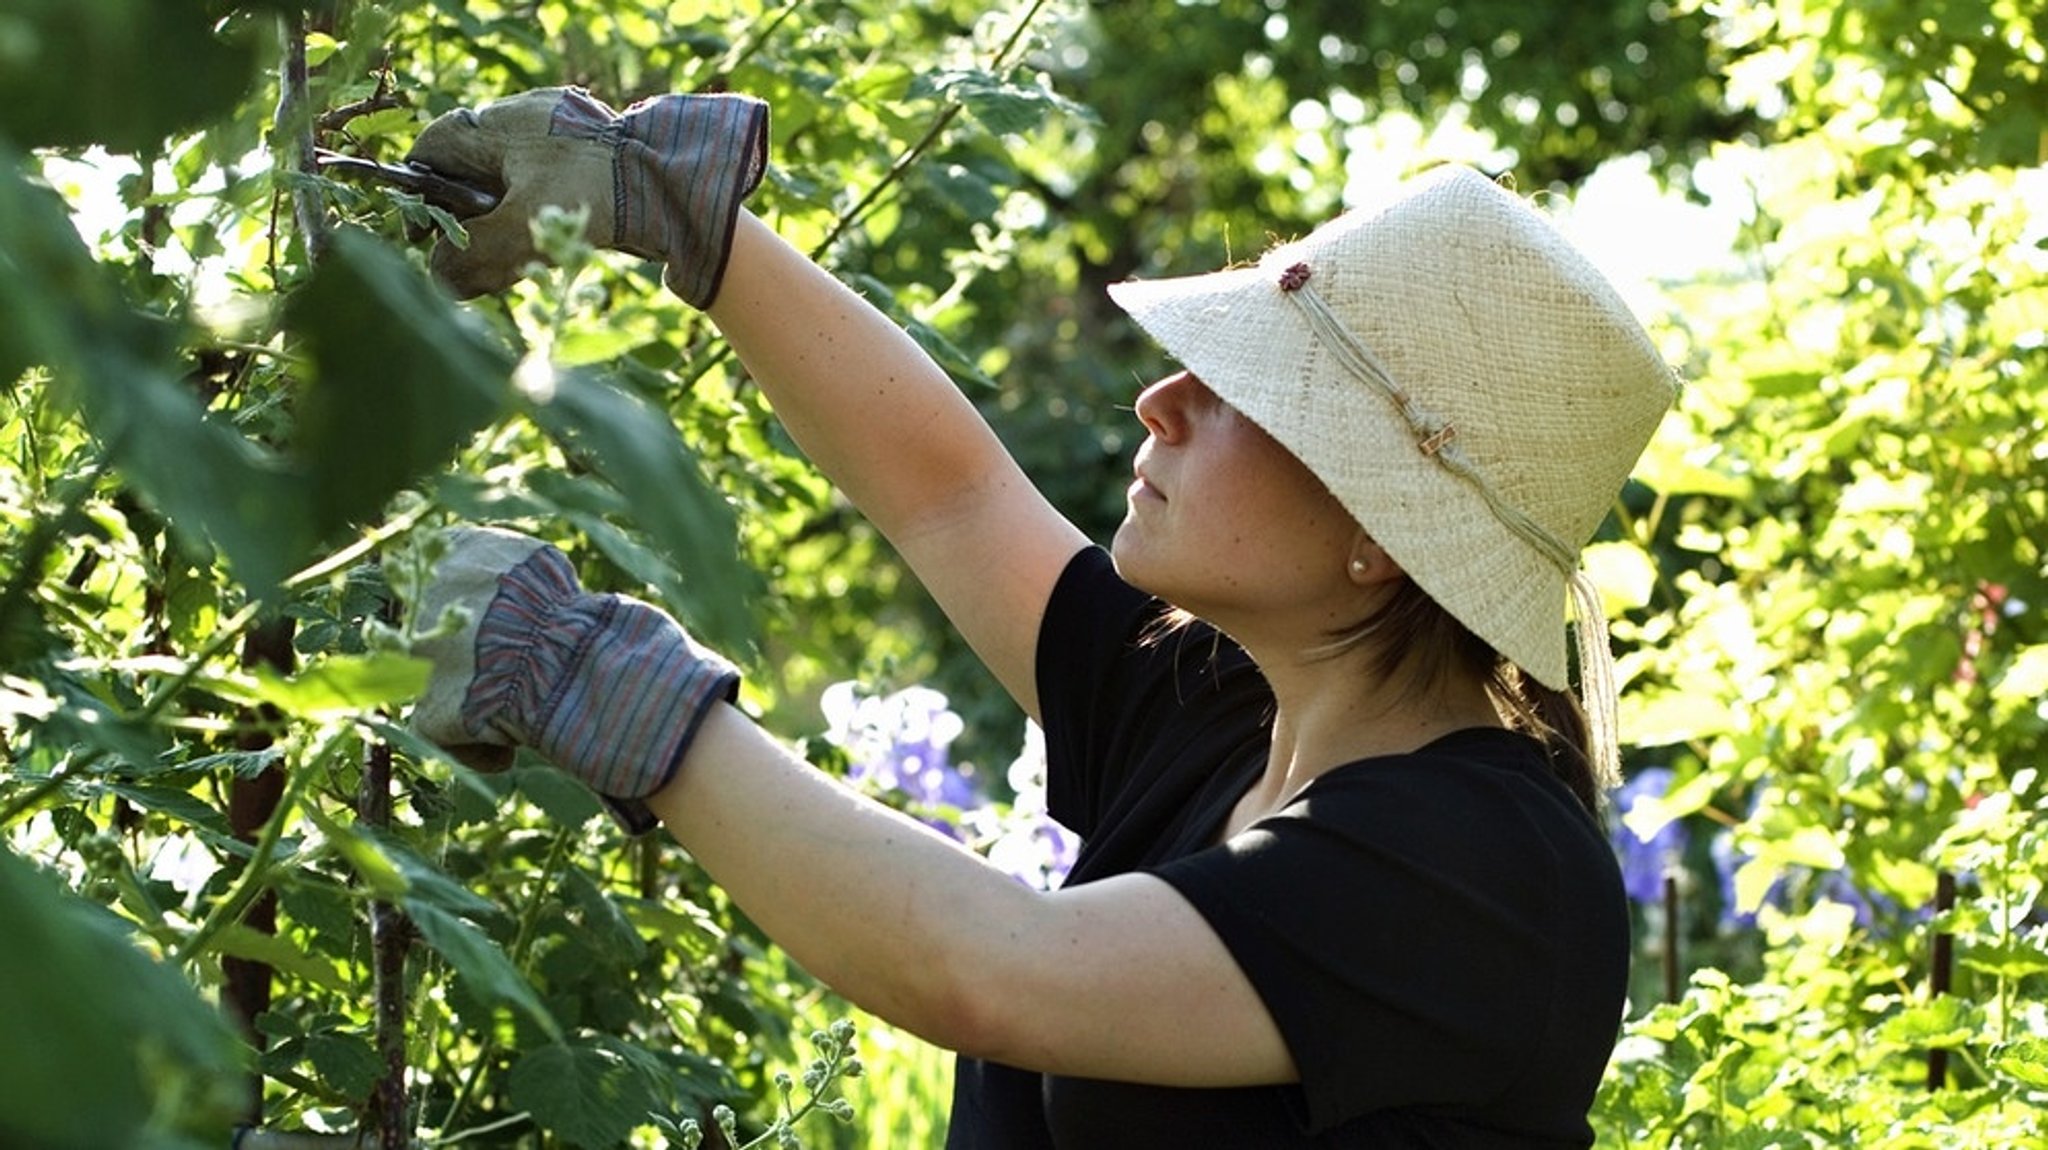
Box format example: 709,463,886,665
1323,578,1601,816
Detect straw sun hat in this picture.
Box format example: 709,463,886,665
1107,164,1676,780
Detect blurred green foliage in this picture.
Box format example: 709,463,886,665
1,0,2042,1146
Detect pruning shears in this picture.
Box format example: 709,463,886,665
312,149,500,217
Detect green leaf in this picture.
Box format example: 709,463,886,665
302,31,342,67
507,1038,658,1150
1992,1038,2048,1090
1959,938,2048,980
0,845,246,1150
406,902,560,1041
919,70,1090,137
514,761,603,827
101,782,244,853
554,320,654,367
561,869,647,963
1874,995,1977,1049
1630,440,1753,499
527,369,758,653
246,651,432,719
1755,824,1846,871
1619,687,1736,747
1583,541,1658,613
300,802,412,901
30,671,171,774
211,923,348,992
1991,644,2048,705
0,0,258,151
0,154,319,592
305,1031,384,1101
286,229,513,544
1617,767,1719,841
376,838,504,922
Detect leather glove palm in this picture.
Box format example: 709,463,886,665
405,87,768,306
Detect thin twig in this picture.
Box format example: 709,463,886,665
284,503,432,592
709,0,807,87
429,1110,532,1147
809,0,1056,259
433,826,577,1135
316,73,408,136
172,732,338,968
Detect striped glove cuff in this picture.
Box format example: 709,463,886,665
548,90,769,308
425,530,739,834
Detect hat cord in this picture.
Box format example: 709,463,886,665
1281,270,1623,787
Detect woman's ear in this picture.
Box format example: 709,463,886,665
1346,533,1403,586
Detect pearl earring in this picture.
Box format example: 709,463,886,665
1349,558,1367,576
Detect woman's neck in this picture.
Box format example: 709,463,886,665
1225,642,1504,834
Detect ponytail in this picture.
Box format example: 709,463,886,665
1325,578,1604,819
1497,665,1599,818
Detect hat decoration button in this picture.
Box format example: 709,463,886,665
1277,261,1313,292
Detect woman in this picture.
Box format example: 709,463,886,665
405,87,1676,1147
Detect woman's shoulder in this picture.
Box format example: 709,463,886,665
1290,726,1613,865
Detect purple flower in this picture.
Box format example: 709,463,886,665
822,685,1076,889
980,723,1076,890
822,682,976,838
1814,869,1879,928
1612,768,1686,906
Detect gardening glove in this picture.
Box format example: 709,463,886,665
404,87,769,306
409,526,740,834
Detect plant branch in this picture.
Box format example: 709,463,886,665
283,503,432,592
172,731,338,968
316,71,407,136
433,826,577,1135
275,11,332,265
709,0,807,86
362,735,414,1150
809,0,1055,259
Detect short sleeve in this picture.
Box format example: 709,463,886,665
1147,737,1625,1135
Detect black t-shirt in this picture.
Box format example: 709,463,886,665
946,548,1630,1148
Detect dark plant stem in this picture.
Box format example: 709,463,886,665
1661,870,1681,1003
276,11,331,264
224,616,297,1123
315,69,406,135
1926,869,1956,1090
361,737,414,1150
361,576,413,1150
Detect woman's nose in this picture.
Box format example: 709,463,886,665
1133,370,1200,442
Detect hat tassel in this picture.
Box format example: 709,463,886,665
1567,570,1622,791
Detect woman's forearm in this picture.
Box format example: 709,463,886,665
646,704,1295,1087
647,703,1042,1054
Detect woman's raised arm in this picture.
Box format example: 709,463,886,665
707,212,1089,717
